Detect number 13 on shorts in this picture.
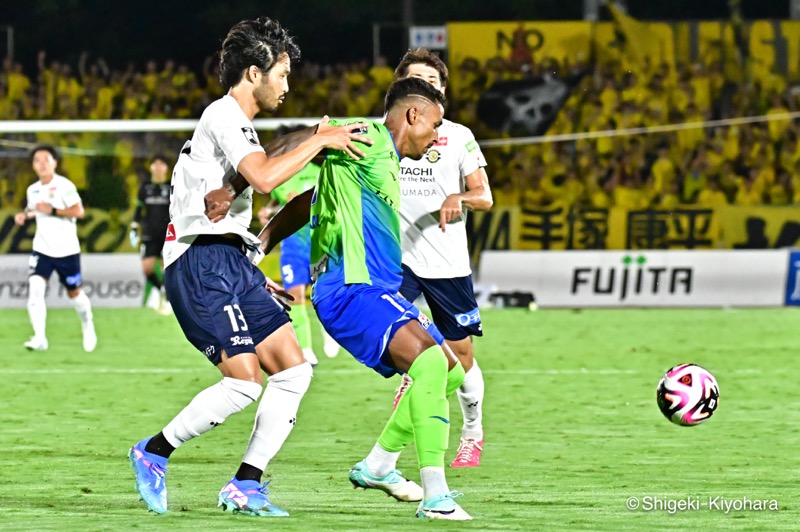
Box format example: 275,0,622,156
223,304,249,332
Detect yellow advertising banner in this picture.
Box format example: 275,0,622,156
513,205,800,251
447,21,593,79
718,205,800,249
447,21,674,76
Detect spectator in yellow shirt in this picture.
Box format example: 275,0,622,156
696,178,730,208
734,172,764,206
650,143,676,196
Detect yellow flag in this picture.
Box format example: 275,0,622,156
607,2,661,63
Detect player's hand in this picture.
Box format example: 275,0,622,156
439,194,463,232
129,224,140,249
34,202,54,215
257,206,274,226
205,187,234,222
315,115,373,160
14,212,27,225
265,277,295,312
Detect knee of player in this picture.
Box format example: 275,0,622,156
267,361,313,395
221,377,264,406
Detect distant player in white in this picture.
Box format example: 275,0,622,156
13,145,97,353
395,49,493,467
128,17,372,516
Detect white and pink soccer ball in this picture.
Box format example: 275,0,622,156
656,364,719,426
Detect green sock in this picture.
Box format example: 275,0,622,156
142,280,153,307
377,346,449,468
154,260,165,286
378,359,465,453
288,303,312,350
446,360,465,397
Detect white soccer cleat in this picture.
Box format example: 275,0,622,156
349,460,423,502
82,323,97,352
157,300,172,316
23,336,48,351
302,348,319,366
322,330,340,358
416,492,472,520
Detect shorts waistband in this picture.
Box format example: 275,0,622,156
193,234,245,249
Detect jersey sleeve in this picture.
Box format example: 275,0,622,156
25,185,34,210
206,102,265,171
61,179,82,208
457,128,488,178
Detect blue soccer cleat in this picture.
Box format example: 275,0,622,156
128,438,168,514
349,459,423,502
416,491,472,520
217,478,289,517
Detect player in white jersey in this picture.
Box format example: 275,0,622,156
128,17,372,517
395,49,493,467
13,145,97,353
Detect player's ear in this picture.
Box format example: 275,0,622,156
245,65,260,83
405,107,418,126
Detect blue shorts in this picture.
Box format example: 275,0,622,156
399,264,483,341
280,252,311,290
314,284,444,378
164,235,290,365
29,252,82,290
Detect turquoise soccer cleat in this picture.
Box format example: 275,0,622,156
217,478,289,517
416,491,472,520
349,459,423,502
128,438,168,514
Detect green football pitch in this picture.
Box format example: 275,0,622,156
0,307,798,531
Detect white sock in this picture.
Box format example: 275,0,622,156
27,276,47,339
71,290,93,326
457,361,484,440
162,377,263,449
420,466,450,501
241,362,312,471
365,442,400,478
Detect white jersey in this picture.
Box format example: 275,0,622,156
26,173,82,257
399,119,487,278
163,95,265,268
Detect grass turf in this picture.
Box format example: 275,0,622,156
0,307,797,530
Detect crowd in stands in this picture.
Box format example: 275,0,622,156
2,48,800,212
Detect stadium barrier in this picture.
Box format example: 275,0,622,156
0,253,142,308
478,249,795,308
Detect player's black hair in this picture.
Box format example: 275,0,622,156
219,17,301,91
150,153,169,165
29,145,59,163
384,77,447,115
395,48,449,89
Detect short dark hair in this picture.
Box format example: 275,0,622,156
29,145,59,163
395,48,449,89
219,17,301,91
384,77,447,115
150,153,169,165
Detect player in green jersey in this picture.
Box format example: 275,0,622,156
250,77,472,520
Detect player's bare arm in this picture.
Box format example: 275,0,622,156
256,188,313,255
205,117,372,221
34,201,85,219
439,167,493,231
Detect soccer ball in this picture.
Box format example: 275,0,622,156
656,364,719,426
